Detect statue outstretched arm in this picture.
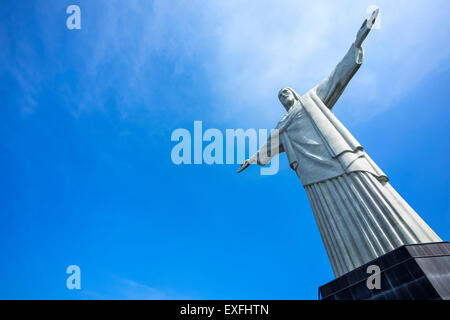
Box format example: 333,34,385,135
237,130,284,173
316,9,379,109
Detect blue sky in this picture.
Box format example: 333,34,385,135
1,0,449,299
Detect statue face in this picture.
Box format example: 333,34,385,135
278,88,296,110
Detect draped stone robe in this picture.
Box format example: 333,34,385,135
251,42,442,277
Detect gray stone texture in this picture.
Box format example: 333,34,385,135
319,242,450,300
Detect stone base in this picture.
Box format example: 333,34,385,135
318,242,450,300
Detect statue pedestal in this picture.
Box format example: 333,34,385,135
319,242,450,300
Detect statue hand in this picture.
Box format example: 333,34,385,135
355,8,379,48
237,159,254,173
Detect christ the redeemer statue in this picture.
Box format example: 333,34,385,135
237,9,441,278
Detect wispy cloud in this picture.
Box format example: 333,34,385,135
81,274,188,300
199,0,450,124
7,0,450,124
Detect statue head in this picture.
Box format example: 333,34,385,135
278,87,299,111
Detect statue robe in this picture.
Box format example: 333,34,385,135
251,42,441,277
254,43,386,186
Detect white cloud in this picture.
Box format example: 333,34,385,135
14,1,450,125
197,0,450,125
82,274,187,300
